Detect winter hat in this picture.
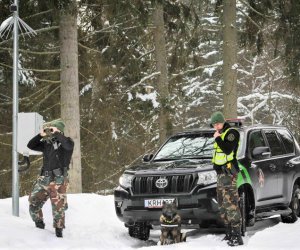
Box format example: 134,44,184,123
210,111,225,125
49,119,65,133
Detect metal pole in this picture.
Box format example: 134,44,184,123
12,0,19,217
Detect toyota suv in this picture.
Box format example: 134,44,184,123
114,121,300,240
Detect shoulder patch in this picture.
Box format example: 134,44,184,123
227,133,235,142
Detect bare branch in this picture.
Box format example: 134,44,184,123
79,17,139,42
0,141,12,147
0,169,12,176
0,47,59,55
0,62,60,73
0,84,50,106
80,126,108,146
78,42,102,54
238,0,275,19
42,103,60,113
237,7,262,31
93,145,156,186
35,78,60,84
32,85,60,109
22,68,61,73
170,62,223,80
0,62,12,69
23,9,54,20
127,71,160,91
0,26,59,46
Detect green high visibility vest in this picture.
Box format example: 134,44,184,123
212,128,238,166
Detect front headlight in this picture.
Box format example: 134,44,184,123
197,171,217,185
119,173,134,188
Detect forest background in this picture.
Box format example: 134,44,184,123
1,0,300,198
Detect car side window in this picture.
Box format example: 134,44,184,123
248,130,266,154
277,129,295,154
264,130,285,156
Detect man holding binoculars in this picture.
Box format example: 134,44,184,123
27,119,74,238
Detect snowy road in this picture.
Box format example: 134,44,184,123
0,194,299,250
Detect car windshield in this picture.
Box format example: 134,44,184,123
154,132,215,161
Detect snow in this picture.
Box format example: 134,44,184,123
0,16,13,38
202,51,218,59
1,194,300,250
111,122,118,140
136,91,159,108
80,83,92,96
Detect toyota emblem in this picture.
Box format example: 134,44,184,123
155,177,168,189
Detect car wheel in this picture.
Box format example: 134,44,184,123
128,222,150,241
247,209,256,227
239,190,246,236
281,184,300,223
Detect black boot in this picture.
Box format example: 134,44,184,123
55,228,63,238
227,226,243,246
35,220,45,229
222,224,231,241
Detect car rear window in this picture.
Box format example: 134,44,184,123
277,129,295,154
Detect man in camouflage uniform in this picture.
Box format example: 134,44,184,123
211,111,243,246
27,119,74,238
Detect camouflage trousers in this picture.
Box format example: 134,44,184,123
28,175,68,229
216,173,241,229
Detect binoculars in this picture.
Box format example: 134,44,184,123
43,127,56,143
44,127,53,133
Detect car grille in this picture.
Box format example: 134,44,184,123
131,174,198,194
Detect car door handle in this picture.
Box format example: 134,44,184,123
269,164,277,171
262,152,271,156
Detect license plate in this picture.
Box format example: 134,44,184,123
144,198,175,208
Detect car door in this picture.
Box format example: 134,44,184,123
276,128,297,202
248,130,280,203
261,130,287,201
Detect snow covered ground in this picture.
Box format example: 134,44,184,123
0,194,299,250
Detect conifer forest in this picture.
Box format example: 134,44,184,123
1,0,300,197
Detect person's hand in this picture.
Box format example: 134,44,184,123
213,131,221,138
40,128,46,137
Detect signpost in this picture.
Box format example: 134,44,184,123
0,0,36,216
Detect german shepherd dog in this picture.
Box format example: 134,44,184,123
159,200,186,245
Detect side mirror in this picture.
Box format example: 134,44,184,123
252,146,271,159
143,154,153,162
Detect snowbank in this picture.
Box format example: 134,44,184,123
0,194,299,250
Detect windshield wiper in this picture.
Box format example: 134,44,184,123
153,157,182,162
153,156,212,161
183,156,212,160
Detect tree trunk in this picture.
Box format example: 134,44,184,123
222,0,237,119
153,1,171,144
59,1,82,193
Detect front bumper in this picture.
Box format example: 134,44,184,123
114,184,222,226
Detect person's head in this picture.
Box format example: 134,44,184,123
210,111,225,131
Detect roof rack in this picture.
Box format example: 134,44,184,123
226,118,243,127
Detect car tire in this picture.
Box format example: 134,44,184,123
247,210,255,227
239,190,246,236
128,222,150,241
281,184,300,223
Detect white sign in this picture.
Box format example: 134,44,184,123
17,112,43,155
